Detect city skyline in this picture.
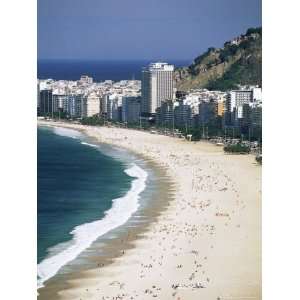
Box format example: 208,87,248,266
38,0,262,61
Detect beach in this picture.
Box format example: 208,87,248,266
37,120,261,300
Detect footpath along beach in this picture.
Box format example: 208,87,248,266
37,120,261,300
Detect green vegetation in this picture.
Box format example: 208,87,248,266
175,27,262,91
39,111,69,119
219,44,239,63
206,38,261,91
79,117,145,129
188,47,219,76
193,47,216,66
224,143,250,154
206,56,261,91
246,27,262,35
255,155,262,164
52,111,68,119
80,115,104,125
75,115,261,143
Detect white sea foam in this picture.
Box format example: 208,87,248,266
52,127,83,139
37,164,147,289
80,141,99,148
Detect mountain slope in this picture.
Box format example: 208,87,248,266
174,27,262,91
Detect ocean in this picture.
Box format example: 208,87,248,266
37,59,190,81
37,126,149,288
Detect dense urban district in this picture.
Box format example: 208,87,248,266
37,28,262,159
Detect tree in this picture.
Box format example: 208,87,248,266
224,143,250,154
246,27,262,36
80,115,104,126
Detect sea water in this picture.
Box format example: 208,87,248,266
37,126,148,288
37,59,190,81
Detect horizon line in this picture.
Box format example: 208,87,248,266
37,58,192,62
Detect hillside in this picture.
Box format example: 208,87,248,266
174,27,262,91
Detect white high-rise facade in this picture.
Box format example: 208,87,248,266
227,90,253,118
141,62,174,114
82,92,100,117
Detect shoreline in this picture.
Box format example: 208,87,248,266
37,120,261,300
37,122,176,299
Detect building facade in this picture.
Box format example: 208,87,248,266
79,75,93,85
198,100,217,125
52,94,68,113
225,90,253,126
156,100,174,128
107,94,122,121
141,62,174,115
82,93,100,117
174,100,192,129
37,81,40,114
101,94,109,115
39,89,53,115
122,96,141,123
250,105,262,128
217,100,225,117
67,94,83,118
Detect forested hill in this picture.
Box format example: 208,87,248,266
174,27,262,91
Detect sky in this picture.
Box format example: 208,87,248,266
38,0,262,61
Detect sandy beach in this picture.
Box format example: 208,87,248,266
38,120,261,300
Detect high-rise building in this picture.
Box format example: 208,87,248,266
225,90,253,126
67,94,83,118
252,87,262,103
82,93,100,117
52,94,68,113
156,100,174,128
39,89,53,116
37,81,40,115
122,96,141,123
174,100,192,129
228,90,253,111
141,62,174,115
101,94,109,115
251,105,262,128
107,94,122,121
198,100,217,125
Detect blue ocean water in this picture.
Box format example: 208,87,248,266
37,126,149,287
37,126,133,262
37,59,190,81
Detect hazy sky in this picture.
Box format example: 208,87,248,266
38,0,261,61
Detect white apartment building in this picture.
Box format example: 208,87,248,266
52,94,68,113
225,89,263,126
67,94,83,118
82,92,100,117
107,94,122,121
252,87,262,103
227,90,253,119
141,62,174,114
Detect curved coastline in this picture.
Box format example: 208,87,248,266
37,120,261,300
37,122,176,298
37,159,148,289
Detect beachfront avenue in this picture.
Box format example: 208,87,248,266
38,65,262,148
